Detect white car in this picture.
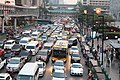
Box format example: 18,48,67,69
70,63,83,76
0,58,6,69
0,73,12,80
51,69,67,80
4,40,15,50
69,46,79,55
6,57,25,72
35,61,46,77
53,60,65,71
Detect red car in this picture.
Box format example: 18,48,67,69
0,48,4,56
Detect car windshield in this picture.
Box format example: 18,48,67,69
12,45,20,49
38,52,47,56
20,51,28,56
9,59,20,64
44,46,51,50
26,46,35,49
54,62,64,66
53,72,65,78
38,64,43,68
32,34,37,36
71,47,77,50
6,42,12,44
69,40,73,43
20,40,27,43
72,64,82,68
72,54,79,57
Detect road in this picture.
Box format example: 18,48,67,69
0,40,88,80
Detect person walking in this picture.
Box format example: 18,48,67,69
111,53,114,63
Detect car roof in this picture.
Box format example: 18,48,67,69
72,63,82,66
71,46,78,48
11,57,21,60
40,49,48,52
6,40,15,42
54,69,64,73
55,60,64,63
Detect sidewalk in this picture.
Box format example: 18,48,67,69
89,38,119,80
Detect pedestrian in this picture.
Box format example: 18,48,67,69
111,53,114,62
107,57,110,67
97,45,99,51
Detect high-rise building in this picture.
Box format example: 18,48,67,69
59,0,64,4
80,0,110,14
110,0,120,20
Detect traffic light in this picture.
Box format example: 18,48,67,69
95,8,101,14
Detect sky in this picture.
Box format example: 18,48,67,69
64,0,78,4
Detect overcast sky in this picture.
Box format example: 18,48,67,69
64,0,78,4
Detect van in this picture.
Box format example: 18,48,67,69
17,63,39,80
19,37,33,46
26,41,39,55
31,32,40,40
83,45,90,57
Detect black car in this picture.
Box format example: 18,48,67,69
11,44,22,55
71,53,81,63
19,50,32,62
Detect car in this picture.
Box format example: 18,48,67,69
35,61,46,77
4,40,15,50
11,44,22,55
0,58,6,69
0,40,4,48
51,69,67,80
0,73,12,80
69,46,79,55
68,38,78,47
43,42,53,55
0,48,5,56
6,57,25,72
19,50,32,62
71,52,81,63
36,49,49,63
4,50,14,63
70,63,83,76
53,60,65,71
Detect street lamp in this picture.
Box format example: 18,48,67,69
98,15,104,65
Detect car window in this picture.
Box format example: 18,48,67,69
53,72,65,78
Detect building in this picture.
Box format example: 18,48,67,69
49,0,60,4
80,0,110,14
0,0,15,5
110,0,120,21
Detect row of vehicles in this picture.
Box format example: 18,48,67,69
0,17,84,80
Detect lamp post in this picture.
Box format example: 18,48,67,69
98,15,104,65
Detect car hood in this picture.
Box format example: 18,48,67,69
71,68,83,73
7,64,19,68
52,77,65,80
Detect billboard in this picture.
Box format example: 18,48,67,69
0,0,15,5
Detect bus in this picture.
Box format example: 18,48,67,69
51,40,68,62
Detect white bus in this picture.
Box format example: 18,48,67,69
25,41,39,55
17,63,39,80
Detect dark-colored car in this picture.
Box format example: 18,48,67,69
11,44,22,55
71,53,81,63
36,49,49,63
19,50,32,62
3,50,15,63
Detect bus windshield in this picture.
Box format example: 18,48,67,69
53,50,66,58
